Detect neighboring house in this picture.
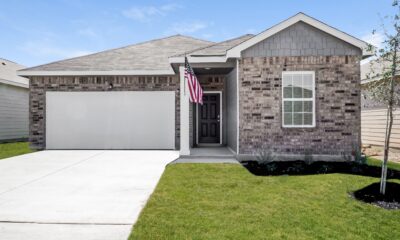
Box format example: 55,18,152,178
361,59,400,148
18,13,373,160
0,58,29,142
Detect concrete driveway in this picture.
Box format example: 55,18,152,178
0,150,178,240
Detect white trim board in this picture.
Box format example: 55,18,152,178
0,78,29,88
227,12,374,58
281,71,316,128
196,91,223,146
18,69,175,76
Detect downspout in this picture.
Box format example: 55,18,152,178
236,58,240,155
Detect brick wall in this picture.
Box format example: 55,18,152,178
29,75,180,149
239,56,361,156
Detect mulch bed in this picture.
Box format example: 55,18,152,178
241,160,400,179
241,160,400,210
351,182,400,210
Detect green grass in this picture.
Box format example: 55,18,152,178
130,164,400,240
0,142,34,160
367,156,400,171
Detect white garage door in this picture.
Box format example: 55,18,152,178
46,91,175,149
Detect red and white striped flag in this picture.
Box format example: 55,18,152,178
184,57,203,104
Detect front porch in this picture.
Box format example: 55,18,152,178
177,61,239,158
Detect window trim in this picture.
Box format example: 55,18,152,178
281,71,316,128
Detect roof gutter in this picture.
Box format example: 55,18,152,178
0,78,29,88
17,69,176,77
168,55,228,64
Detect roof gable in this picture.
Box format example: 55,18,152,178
227,12,374,58
242,21,362,58
0,58,29,88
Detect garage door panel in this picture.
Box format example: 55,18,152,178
46,91,175,149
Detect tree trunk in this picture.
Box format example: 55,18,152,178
380,105,393,195
380,41,398,195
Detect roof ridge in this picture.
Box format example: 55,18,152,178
0,58,25,67
21,34,213,72
170,34,255,58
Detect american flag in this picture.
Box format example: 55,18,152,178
184,57,203,104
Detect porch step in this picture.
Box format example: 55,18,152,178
169,157,239,164
182,155,235,159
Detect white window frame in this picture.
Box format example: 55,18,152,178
281,71,316,128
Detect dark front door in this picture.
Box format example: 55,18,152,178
198,93,220,144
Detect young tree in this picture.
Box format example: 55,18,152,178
365,0,400,195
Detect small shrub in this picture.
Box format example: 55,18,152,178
317,164,331,174
256,149,276,164
265,162,278,173
352,144,366,165
304,149,313,165
289,162,305,173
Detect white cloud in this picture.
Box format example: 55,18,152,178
165,21,209,35
122,3,181,22
20,41,92,59
361,32,384,49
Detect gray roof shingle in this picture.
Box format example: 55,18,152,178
173,34,255,57
20,35,213,73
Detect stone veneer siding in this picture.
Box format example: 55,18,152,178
189,75,225,147
29,75,180,150
239,55,361,156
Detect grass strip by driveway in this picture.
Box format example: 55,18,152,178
130,163,400,240
0,142,34,160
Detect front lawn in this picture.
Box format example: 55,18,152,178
0,142,34,160
130,163,400,240
367,156,400,171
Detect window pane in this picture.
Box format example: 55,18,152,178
284,101,292,112
303,101,313,112
303,86,313,98
293,101,303,112
282,72,315,127
303,74,313,86
292,74,302,98
284,113,293,125
283,86,292,98
304,113,313,125
282,74,292,87
293,113,303,125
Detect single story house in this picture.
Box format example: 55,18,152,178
0,58,29,142
18,13,373,160
361,59,400,148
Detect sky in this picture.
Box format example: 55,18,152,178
0,0,396,67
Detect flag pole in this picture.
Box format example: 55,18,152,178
184,52,187,96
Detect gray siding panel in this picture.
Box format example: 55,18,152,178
0,83,29,141
226,65,238,152
362,108,400,148
242,21,362,58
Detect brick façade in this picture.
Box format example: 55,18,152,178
29,75,180,150
238,55,361,157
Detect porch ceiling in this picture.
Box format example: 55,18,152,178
193,67,233,75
